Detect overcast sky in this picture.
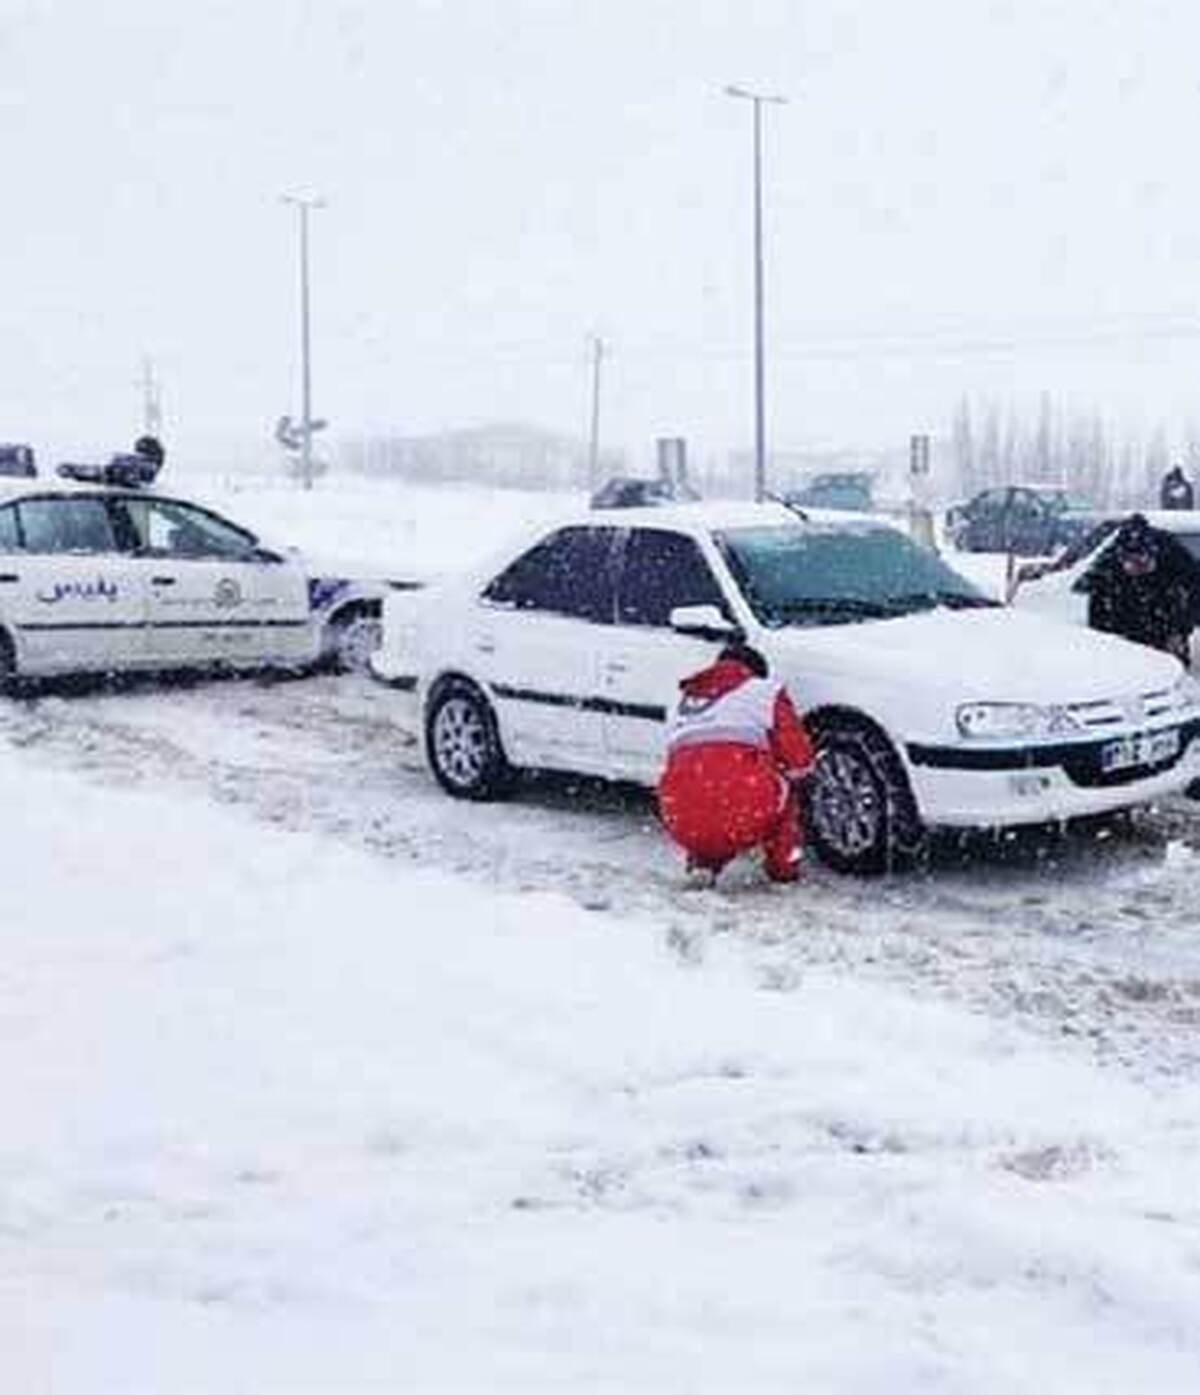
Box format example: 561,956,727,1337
5,0,1200,467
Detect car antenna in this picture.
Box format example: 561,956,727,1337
765,490,808,522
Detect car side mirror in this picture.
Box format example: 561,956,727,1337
669,604,740,640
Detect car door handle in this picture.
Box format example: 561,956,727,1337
606,660,630,673
151,576,177,587
0,573,18,584
475,638,496,654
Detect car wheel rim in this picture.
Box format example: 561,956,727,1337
434,697,489,787
811,746,882,857
336,616,382,672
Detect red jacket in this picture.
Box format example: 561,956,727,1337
664,658,813,776
657,657,814,870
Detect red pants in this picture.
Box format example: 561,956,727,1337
657,744,802,882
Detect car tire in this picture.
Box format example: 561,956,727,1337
326,605,382,674
425,678,515,801
806,719,926,874
0,630,17,696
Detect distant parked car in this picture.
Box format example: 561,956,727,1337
372,500,1200,873
590,475,700,509
947,485,1096,556
0,444,36,478
1010,510,1200,668
786,471,874,513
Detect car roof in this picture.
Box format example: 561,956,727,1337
579,499,891,533
451,497,899,588
974,481,1094,503
0,478,192,507
0,477,122,503
1130,509,1200,534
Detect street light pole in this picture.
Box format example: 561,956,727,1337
281,193,326,489
587,334,604,490
724,85,786,503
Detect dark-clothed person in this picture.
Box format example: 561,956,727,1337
1087,515,1200,664
1160,465,1195,512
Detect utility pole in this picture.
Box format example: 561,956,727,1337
724,85,787,503
138,356,163,435
281,193,326,489
587,334,604,489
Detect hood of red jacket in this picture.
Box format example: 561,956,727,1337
678,658,755,700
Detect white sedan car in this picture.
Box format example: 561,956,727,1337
371,501,1200,872
0,477,386,685
1010,510,1200,668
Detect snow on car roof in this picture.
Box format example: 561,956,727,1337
0,476,109,502
442,498,900,592
1130,509,1200,534
0,476,169,503
577,498,895,533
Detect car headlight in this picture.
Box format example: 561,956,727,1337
956,701,1082,741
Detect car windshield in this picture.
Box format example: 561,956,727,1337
715,523,996,627
1037,490,1091,513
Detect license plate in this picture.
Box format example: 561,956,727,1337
1100,727,1182,773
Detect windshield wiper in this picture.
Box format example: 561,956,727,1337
765,490,808,522
765,595,901,623
888,589,1001,612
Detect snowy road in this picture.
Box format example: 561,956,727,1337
6,670,1200,1084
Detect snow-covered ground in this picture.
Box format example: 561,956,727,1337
6,472,1200,1391
181,471,586,584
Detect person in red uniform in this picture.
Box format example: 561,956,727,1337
657,643,814,885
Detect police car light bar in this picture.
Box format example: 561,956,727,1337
57,454,162,488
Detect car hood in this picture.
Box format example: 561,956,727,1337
763,606,1182,732
284,547,418,590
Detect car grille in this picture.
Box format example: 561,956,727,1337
1065,688,1178,730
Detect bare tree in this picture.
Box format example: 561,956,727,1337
1033,391,1054,483
979,404,1000,489
952,394,975,496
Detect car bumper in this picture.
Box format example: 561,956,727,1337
368,653,422,724
905,719,1200,827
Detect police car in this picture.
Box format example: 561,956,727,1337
0,458,385,686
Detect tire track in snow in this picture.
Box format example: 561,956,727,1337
4,674,1200,1080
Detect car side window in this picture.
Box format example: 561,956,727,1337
0,505,18,552
121,498,259,560
1009,489,1043,521
617,528,726,627
16,498,117,554
482,526,617,623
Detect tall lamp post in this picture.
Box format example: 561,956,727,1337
724,85,786,503
281,193,326,489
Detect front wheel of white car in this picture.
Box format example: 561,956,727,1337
425,679,514,801
807,720,926,874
